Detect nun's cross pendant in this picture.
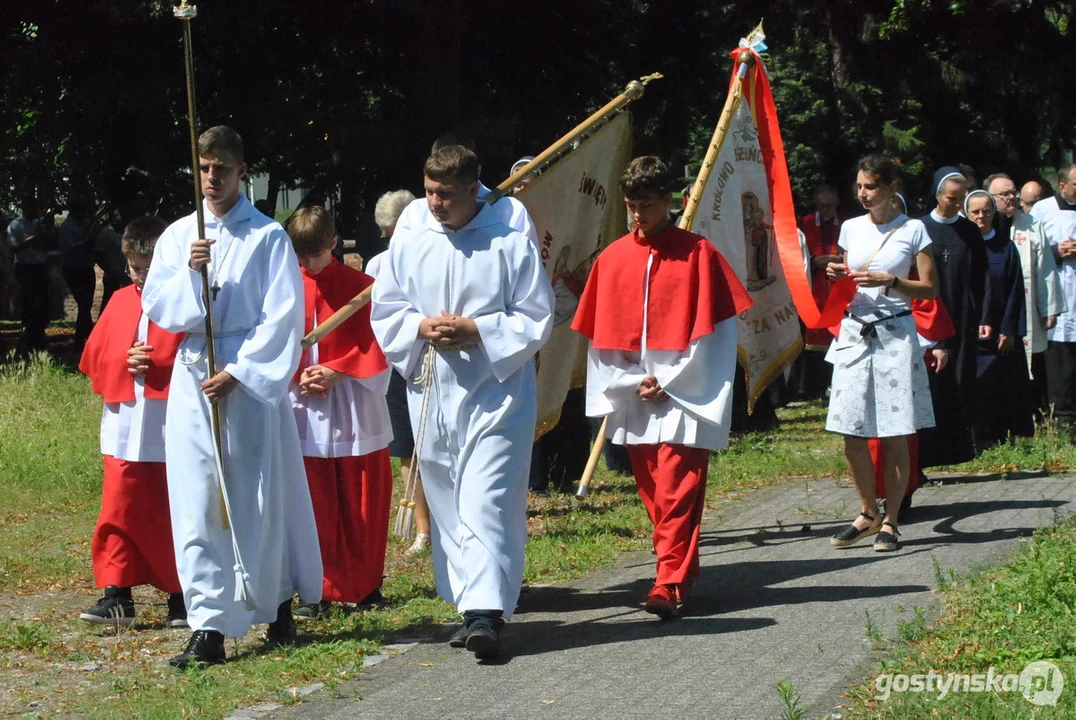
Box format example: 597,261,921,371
942,248,950,262
211,282,221,301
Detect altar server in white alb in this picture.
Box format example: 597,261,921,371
142,126,322,669
370,145,553,659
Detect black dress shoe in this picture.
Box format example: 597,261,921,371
266,599,296,646
169,630,226,669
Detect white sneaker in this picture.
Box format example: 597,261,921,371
406,533,431,555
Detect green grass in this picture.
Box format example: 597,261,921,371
843,517,1076,718
0,355,1072,718
0,353,101,592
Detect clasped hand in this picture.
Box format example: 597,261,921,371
637,375,667,402
299,364,340,398
127,342,153,376
419,311,480,351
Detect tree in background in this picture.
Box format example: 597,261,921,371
1,1,1072,225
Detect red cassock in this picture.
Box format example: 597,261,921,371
866,293,956,500
573,225,752,587
78,285,183,592
800,213,842,349
296,261,392,603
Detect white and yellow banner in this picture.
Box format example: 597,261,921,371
516,112,633,437
682,100,802,411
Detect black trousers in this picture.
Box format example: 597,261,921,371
63,266,96,348
15,263,50,351
1029,351,1049,414
1044,341,1076,424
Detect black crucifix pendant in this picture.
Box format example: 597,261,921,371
211,283,221,301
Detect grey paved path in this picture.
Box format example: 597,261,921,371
261,472,1074,720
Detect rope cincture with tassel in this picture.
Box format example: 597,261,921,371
394,346,436,539
174,0,256,610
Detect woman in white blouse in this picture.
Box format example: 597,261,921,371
825,155,938,552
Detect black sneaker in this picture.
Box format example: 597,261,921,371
166,593,189,629
169,630,226,669
448,619,473,648
79,586,135,626
463,610,504,658
266,600,296,646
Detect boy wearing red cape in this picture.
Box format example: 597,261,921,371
572,157,753,618
286,206,393,618
77,217,185,626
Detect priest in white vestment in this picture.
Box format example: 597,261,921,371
142,126,322,669
370,145,553,659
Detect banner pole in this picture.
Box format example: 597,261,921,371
487,73,663,203
679,49,756,231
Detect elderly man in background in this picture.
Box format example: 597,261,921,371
986,173,1065,411
1020,180,1045,215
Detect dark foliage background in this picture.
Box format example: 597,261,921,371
2,0,1072,230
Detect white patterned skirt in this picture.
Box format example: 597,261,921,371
824,313,935,438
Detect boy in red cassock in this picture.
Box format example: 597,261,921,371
78,216,185,627
286,206,393,618
572,157,753,618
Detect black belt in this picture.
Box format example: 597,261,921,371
845,310,912,340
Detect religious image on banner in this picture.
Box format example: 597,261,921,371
515,112,633,437
684,100,802,411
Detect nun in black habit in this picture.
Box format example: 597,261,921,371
917,167,988,468
965,189,1034,445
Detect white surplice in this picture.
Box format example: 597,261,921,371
584,254,738,451
289,324,393,458
1031,197,1076,343
142,194,322,637
370,202,553,619
393,181,538,246
99,312,168,462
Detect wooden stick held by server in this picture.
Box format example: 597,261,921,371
300,283,374,349
576,417,608,497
